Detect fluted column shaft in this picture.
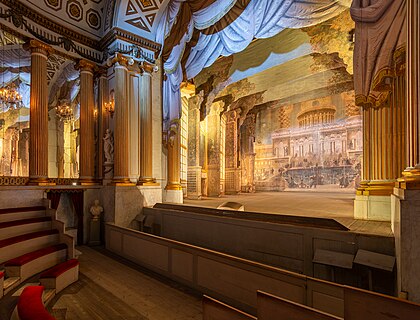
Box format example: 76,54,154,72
24,40,52,184
166,120,182,190
76,60,96,184
97,69,108,180
112,56,132,184
138,62,157,185
407,0,419,168
358,51,407,195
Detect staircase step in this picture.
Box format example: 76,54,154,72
0,217,52,240
5,243,68,267
0,206,46,215
0,230,60,264
3,276,20,295
42,288,56,305
0,208,47,223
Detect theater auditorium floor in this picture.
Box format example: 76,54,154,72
183,190,393,237
48,246,202,320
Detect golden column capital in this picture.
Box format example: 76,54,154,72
139,61,158,75
95,66,108,78
107,53,131,68
75,59,97,73
23,39,53,56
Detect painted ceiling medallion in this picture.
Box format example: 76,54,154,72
66,0,83,22
44,0,63,10
126,16,150,32
87,8,101,30
135,0,158,12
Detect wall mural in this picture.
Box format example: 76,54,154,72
193,10,360,193
254,92,362,192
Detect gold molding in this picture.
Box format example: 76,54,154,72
396,166,420,190
0,0,99,48
357,180,395,196
23,39,54,56
100,27,161,54
75,59,97,72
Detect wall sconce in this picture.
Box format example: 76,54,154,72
104,98,115,118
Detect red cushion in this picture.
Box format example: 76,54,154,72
4,243,67,266
17,286,56,320
0,229,58,249
0,217,51,229
40,259,79,278
0,271,4,279
0,206,46,215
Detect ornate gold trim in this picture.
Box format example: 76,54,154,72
357,180,395,196
0,0,99,48
396,166,420,190
100,27,161,54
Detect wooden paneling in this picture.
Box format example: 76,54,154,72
344,286,420,320
203,296,256,320
257,291,341,320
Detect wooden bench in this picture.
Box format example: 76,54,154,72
40,259,79,293
257,291,341,320
5,243,67,283
203,296,256,320
16,286,55,320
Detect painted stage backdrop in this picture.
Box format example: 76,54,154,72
194,9,361,192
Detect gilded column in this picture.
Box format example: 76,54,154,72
187,93,203,199
112,54,133,185
207,101,224,197
76,60,96,184
138,62,158,185
224,109,241,194
97,68,108,180
357,50,407,196
166,120,182,191
405,0,420,173
24,40,53,185
392,0,420,303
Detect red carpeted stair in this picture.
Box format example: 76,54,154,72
40,258,79,278
0,229,58,249
0,216,51,229
0,206,46,215
5,244,67,267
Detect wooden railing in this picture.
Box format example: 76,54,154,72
105,223,420,319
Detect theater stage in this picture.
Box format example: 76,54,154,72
184,190,393,237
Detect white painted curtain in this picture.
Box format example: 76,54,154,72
157,0,351,124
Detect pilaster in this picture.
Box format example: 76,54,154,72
164,120,183,203
207,101,224,197
225,109,241,194
187,93,203,199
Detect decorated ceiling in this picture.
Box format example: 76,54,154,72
21,0,171,41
